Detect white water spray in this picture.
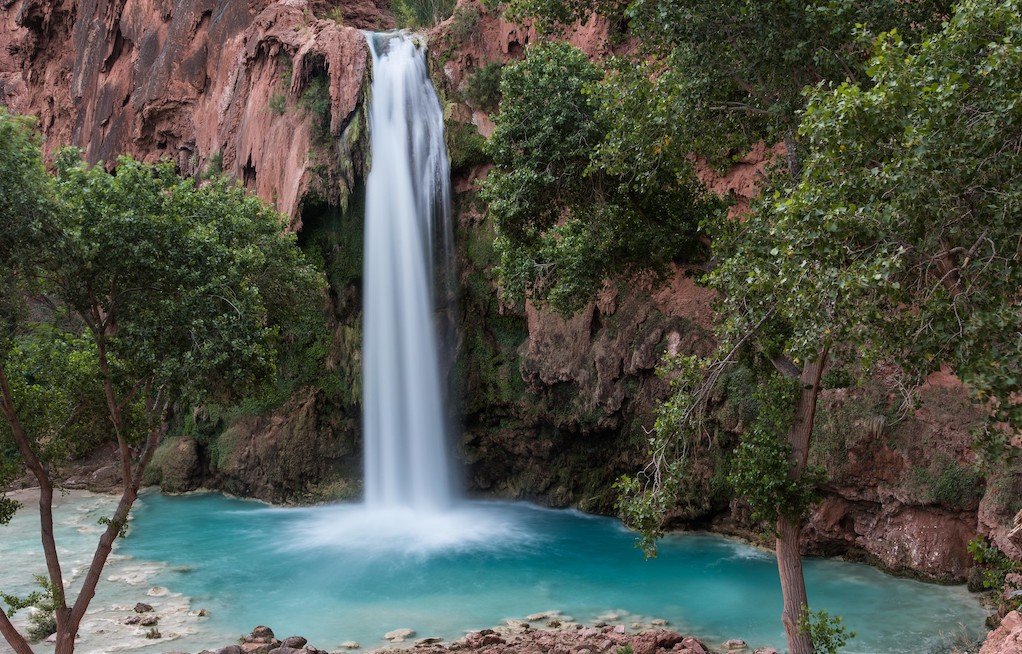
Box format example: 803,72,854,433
362,32,455,511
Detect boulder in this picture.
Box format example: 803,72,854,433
139,615,159,627
753,648,779,654
680,637,708,654
981,610,1022,654
217,647,244,654
241,645,272,654
724,639,748,651
281,637,308,648
252,627,276,639
133,602,154,613
338,642,360,649
628,629,684,654
384,628,416,641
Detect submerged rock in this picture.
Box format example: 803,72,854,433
383,628,416,641
338,641,361,649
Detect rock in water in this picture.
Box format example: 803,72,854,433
383,628,416,641
133,602,154,613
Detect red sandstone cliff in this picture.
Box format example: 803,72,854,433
1,0,390,221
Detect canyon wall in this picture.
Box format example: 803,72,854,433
3,0,1020,586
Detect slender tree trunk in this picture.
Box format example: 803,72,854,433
0,611,34,654
60,423,165,651
775,346,829,654
0,364,69,652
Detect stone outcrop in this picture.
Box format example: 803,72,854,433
981,611,1022,654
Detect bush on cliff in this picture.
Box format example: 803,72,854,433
481,42,717,315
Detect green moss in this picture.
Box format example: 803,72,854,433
300,71,333,144
446,119,489,174
269,92,287,115
910,455,984,509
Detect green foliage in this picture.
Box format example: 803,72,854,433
300,72,332,143
506,0,949,165
463,62,503,112
201,150,223,179
269,92,288,116
448,4,481,41
614,465,685,557
798,608,856,654
1,576,58,641
393,0,456,27
482,42,715,314
1,327,116,461
968,537,1021,593
775,0,1022,430
911,457,984,509
727,376,825,523
446,120,489,174
51,153,323,407
321,6,344,23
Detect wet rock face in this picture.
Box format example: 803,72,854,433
1,0,387,220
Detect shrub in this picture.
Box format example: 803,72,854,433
968,537,1021,595
201,151,223,180
321,7,344,23
446,120,488,174
799,608,855,654
911,457,984,509
392,0,456,27
299,73,332,143
463,62,503,112
448,4,480,41
269,92,287,115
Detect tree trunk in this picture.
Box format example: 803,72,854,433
778,515,813,654
775,347,829,654
0,611,34,654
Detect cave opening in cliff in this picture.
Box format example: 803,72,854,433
297,188,366,314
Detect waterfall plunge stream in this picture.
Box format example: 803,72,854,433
363,32,455,511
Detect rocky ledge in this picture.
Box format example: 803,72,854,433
206,624,774,654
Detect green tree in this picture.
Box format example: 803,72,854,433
621,2,1021,651
0,111,322,654
482,42,715,314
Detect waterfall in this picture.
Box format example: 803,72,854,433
362,32,455,511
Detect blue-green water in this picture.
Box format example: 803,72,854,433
0,491,989,653
127,492,987,653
